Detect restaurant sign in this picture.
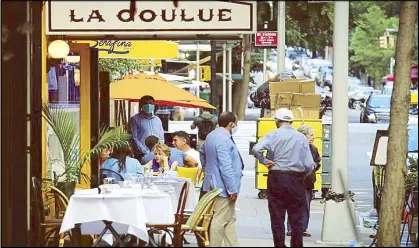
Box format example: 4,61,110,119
46,1,256,35
73,40,179,59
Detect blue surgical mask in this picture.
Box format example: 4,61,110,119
143,104,155,114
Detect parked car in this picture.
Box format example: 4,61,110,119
360,94,391,123
348,76,364,86
308,60,332,79
382,85,393,95
315,66,333,85
348,86,377,109
320,69,334,90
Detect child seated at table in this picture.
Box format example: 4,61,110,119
101,143,143,180
143,141,178,175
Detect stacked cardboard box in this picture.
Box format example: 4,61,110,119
269,79,321,120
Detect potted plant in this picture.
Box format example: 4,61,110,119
42,102,131,197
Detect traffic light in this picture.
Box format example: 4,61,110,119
190,65,211,81
379,36,388,48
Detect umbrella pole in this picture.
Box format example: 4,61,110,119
114,100,119,127
128,100,132,120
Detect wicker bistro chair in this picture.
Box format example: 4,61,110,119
147,182,190,247
31,177,76,247
180,188,223,247
47,186,69,220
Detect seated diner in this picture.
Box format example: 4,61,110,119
101,143,143,180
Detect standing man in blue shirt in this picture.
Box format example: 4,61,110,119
252,108,314,247
200,111,243,247
128,95,165,161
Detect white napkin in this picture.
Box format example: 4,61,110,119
74,188,99,195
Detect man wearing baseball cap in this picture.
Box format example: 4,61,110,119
252,108,314,247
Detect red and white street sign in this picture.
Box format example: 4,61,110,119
255,31,278,47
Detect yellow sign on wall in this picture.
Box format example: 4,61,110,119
73,40,179,59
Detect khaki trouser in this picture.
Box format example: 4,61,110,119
210,196,239,247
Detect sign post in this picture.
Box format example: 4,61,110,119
255,31,278,47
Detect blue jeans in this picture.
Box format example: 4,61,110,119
287,189,312,231
267,172,306,247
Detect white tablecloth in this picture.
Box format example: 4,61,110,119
151,178,198,211
59,191,174,244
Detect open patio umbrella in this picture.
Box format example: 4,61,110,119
110,72,216,109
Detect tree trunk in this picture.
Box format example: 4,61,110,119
377,2,418,247
237,34,252,120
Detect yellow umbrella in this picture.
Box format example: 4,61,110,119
110,73,216,109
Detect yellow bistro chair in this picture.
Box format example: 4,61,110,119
177,167,200,186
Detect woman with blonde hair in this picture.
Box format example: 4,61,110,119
144,141,178,175
287,125,321,238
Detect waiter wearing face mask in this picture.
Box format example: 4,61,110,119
128,95,165,162
199,111,244,247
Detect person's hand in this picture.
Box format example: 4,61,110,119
266,160,276,168
229,193,238,202
162,155,169,164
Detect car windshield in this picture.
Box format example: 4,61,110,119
348,86,358,92
369,96,391,108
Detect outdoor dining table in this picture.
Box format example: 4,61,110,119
59,177,198,246
59,188,175,246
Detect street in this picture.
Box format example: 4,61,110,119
170,117,386,246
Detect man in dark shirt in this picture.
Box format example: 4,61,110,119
191,108,217,149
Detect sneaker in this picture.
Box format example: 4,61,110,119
286,230,292,236
303,231,312,237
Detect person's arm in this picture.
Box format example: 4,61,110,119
216,139,238,196
252,133,274,167
302,142,315,173
184,155,198,168
170,161,178,171
311,145,321,172
199,142,206,170
191,116,202,129
135,159,143,175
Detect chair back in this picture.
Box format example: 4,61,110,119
184,188,223,230
49,186,69,219
99,168,124,184
175,182,190,225
177,167,199,185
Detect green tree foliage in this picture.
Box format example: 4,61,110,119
98,58,142,81
349,5,399,80
256,1,333,51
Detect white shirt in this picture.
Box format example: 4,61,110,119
185,149,201,168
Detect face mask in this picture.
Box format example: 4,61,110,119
143,104,154,114
232,124,239,134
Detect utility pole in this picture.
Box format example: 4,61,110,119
222,43,227,112
263,21,268,82
321,1,357,244
210,40,218,115
228,44,233,112
277,1,285,73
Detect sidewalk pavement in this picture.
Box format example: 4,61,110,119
182,176,372,247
